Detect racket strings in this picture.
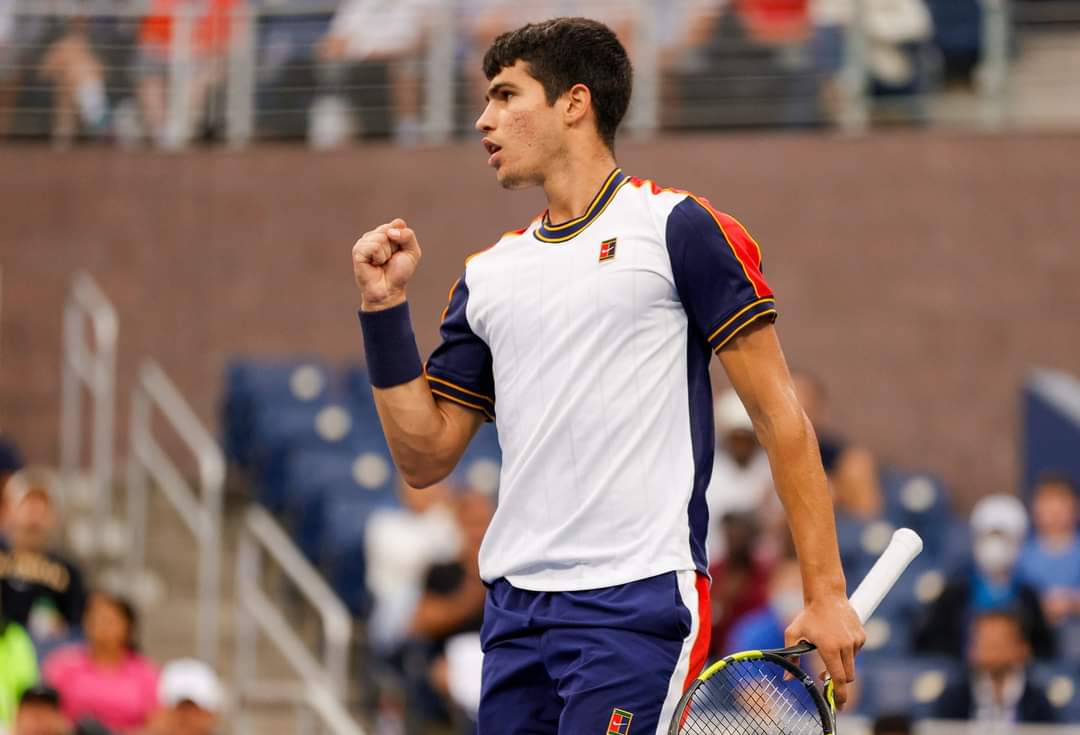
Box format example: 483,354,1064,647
677,658,824,735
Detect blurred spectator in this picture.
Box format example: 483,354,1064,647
810,0,934,125
725,556,802,651
409,491,490,644
914,494,1054,659
11,684,68,735
251,0,332,139
0,0,19,136
365,478,461,655
0,587,38,731
708,511,773,658
707,389,775,547
0,468,87,653
872,713,912,735
136,0,238,147
43,592,158,734
792,370,884,521
1017,474,1080,626
933,610,1058,724
38,15,109,146
311,0,430,146
143,659,223,735
0,436,25,500
923,0,982,88
405,491,492,732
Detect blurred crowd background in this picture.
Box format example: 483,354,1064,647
0,1,1079,735
0,0,1077,147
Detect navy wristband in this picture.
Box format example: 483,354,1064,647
357,302,424,388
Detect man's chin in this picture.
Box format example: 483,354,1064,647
495,167,535,191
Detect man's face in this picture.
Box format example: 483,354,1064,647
162,701,218,735
13,702,67,735
3,490,55,552
723,430,759,467
475,61,564,189
1032,482,1077,539
969,615,1030,678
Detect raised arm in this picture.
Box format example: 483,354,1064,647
353,218,484,487
718,321,866,708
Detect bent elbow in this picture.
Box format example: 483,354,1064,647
399,461,452,490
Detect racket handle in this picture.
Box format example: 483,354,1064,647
848,528,923,624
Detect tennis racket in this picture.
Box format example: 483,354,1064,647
669,527,924,735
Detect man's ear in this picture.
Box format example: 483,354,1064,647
564,83,592,127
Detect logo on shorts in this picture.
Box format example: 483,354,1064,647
606,708,633,734
599,237,617,262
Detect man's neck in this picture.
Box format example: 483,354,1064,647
542,148,619,224
1041,529,1077,552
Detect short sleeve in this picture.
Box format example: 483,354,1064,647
666,197,777,352
426,272,496,421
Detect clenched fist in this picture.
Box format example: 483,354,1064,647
352,217,422,311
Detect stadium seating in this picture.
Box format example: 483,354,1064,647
1031,660,1080,722
224,358,504,618
854,656,963,719
222,358,332,465
881,469,955,562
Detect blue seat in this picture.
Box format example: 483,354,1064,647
836,516,890,586
451,422,502,494
1030,661,1080,722
340,363,378,418
283,446,398,561
221,358,331,465
881,469,955,564
854,656,962,719
251,402,385,511
319,493,399,617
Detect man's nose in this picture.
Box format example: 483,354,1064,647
475,103,495,133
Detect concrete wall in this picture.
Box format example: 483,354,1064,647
1,131,1077,508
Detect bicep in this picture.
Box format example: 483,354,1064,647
434,398,486,460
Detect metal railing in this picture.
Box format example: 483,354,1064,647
59,271,117,547
233,505,363,735
125,359,225,666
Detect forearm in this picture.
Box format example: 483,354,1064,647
409,590,483,639
372,378,466,487
755,403,846,601
359,302,478,487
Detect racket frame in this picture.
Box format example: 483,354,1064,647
668,642,836,735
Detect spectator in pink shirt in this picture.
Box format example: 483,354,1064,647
43,591,158,734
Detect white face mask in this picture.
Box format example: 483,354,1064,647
974,535,1019,576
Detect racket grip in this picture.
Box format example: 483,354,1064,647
848,528,923,624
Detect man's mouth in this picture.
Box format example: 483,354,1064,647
483,139,502,166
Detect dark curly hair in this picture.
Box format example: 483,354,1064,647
482,17,633,150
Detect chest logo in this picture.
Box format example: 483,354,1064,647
599,237,618,262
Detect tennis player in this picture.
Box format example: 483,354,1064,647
352,17,865,735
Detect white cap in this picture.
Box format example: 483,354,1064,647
970,494,1028,540
4,466,63,514
714,389,753,434
158,659,224,713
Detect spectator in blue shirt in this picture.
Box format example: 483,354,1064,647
725,557,802,653
914,494,1054,659
1017,474,1080,626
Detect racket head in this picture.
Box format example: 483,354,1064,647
668,648,836,735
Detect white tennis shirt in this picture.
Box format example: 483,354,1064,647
425,169,777,591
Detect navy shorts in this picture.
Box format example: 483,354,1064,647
478,570,710,735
